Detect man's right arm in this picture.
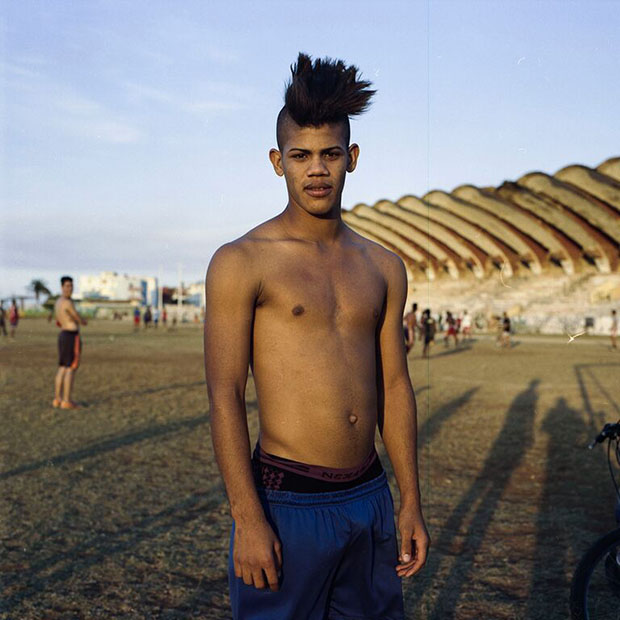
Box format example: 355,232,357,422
204,242,282,592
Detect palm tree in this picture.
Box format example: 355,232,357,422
28,279,52,307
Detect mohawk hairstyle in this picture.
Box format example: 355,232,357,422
276,52,375,149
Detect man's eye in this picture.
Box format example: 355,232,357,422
325,152,340,159
292,153,306,159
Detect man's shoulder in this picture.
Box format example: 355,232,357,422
346,225,404,271
209,218,286,267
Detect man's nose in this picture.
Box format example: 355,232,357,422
307,156,329,175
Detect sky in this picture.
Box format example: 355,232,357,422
1,0,619,299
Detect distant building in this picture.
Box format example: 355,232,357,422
79,271,158,306
184,281,206,308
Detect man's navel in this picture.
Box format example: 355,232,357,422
292,304,305,316
348,414,358,424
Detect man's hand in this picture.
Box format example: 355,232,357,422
233,517,282,591
396,504,430,578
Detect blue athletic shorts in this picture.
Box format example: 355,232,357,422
228,471,405,619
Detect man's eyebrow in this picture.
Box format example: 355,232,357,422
288,146,345,154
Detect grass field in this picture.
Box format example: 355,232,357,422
1,319,619,619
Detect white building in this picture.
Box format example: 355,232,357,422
184,281,206,308
79,271,159,306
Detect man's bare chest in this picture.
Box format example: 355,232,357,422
256,260,386,330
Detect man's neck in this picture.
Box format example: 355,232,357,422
280,202,345,244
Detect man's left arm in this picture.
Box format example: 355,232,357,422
377,254,430,578
68,300,88,326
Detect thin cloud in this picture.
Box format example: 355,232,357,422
4,61,144,144
123,81,248,116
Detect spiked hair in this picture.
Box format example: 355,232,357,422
276,52,375,149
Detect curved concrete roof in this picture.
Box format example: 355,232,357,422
343,212,437,280
374,200,486,278
495,181,613,273
342,156,619,281
423,190,524,275
451,185,545,274
555,165,620,213
351,204,460,278
517,172,620,246
396,195,503,275
597,158,620,183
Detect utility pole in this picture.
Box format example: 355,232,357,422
177,263,182,321
158,265,163,314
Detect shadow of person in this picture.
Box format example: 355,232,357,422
408,379,539,619
526,397,610,618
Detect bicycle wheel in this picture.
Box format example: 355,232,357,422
570,527,620,619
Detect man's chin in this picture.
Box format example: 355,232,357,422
307,205,340,219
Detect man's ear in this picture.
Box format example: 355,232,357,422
269,148,284,177
347,143,360,173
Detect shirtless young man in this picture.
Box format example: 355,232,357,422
204,54,429,619
403,302,418,354
53,276,87,409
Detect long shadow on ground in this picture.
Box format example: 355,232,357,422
574,363,620,435
0,482,226,614
410,379,539,619
525,397,604,618
1,399,256,481
2,413,203,481
88,380,206,406
381,387,479,486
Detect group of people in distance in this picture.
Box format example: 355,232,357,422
0,298,20,339
133,305,166,331
402,303,474,357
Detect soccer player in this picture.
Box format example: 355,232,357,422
204,53,429,619
53,276,87,409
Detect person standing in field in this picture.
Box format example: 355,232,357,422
444,310,459,347
403,301,418,354
461,309,472,341
143,305,152,329
0,301,7,338
611,309,617,350
133,306,140,332
500,311,511,348
421,308,436,358
8,299,19,339
153,306,160,328
204,53,429,620
53,276,87,410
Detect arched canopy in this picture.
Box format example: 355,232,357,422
496,181,613,273
375,200,485,278
555,164,620,213
352,204,460,278
343,211,437,280
452,185,545,274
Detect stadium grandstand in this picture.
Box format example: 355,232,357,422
343,156,620,335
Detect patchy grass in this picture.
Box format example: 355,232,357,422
1,320,618,619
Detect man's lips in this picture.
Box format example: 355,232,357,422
304,185,332,198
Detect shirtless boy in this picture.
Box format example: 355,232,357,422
53,276,87,409
403,302,418,354
204,54,429,619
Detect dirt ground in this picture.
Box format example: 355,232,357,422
1,319,619,619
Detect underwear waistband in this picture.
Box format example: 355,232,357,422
257,444,378,482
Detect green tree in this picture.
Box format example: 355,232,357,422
28,279,52,307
